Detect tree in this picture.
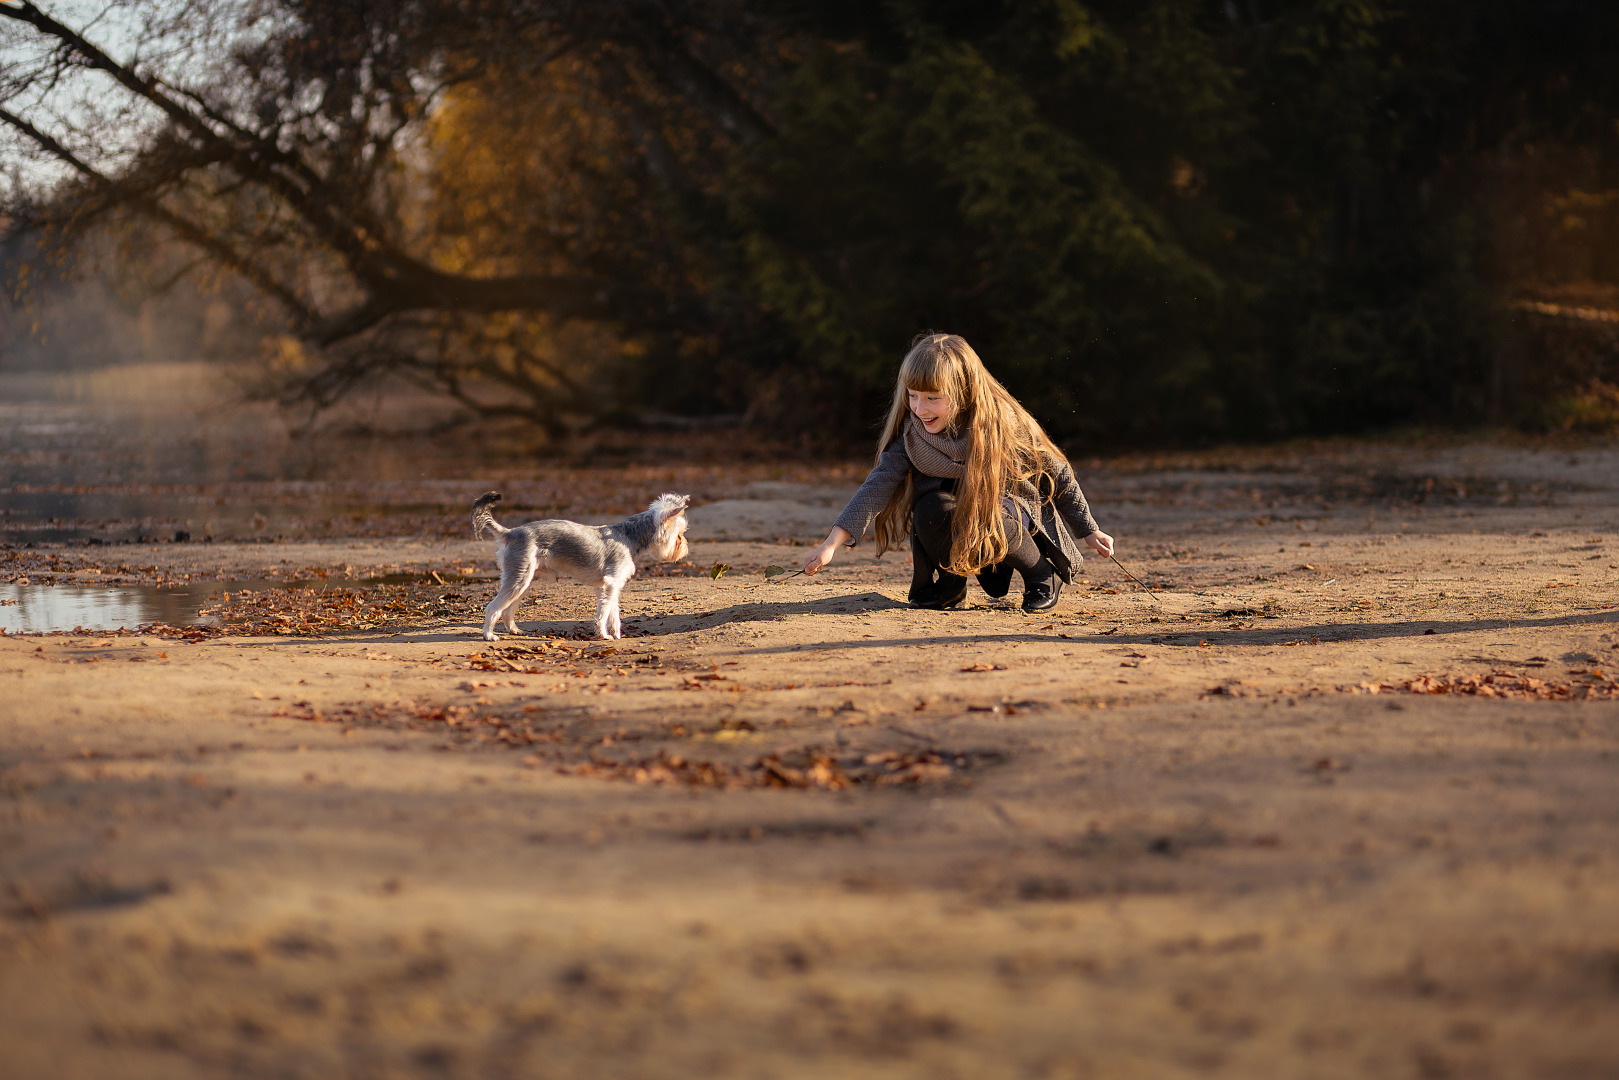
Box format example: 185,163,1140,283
3,0,1615,442
0,0,775,436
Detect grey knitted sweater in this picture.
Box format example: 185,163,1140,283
833,422,1102,582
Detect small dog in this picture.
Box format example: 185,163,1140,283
471,491,691,641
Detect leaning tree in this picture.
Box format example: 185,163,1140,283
0,0,777,436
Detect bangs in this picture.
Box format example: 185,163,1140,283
899,338,955,394
902,369,944,393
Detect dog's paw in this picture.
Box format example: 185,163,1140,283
482,630,499,642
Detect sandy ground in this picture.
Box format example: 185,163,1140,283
3,440,1619,1079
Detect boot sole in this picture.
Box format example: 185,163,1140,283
912,586,969,610
1021,584,1063,613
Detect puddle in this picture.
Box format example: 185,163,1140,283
0,574,492,633
0,583,228,634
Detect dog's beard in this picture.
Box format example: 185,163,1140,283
653,515,689,562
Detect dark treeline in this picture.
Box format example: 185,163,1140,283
1,0,1616,445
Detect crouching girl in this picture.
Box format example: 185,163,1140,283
801,332,1114,612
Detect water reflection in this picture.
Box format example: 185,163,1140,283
0,583,227,633
0,573,489,633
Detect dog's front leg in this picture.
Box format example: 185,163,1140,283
596,579,626,640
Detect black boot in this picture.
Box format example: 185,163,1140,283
912,571,968,609
1020,559,1063,612
997,527,1048,607
909,492,966,608
977,561,1014,599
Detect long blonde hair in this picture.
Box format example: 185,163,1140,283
872,333,1066,573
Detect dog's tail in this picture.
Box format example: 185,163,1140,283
471,491,508,539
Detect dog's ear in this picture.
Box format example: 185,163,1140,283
649,493,690,521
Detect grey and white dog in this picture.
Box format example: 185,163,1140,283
471,491,691,641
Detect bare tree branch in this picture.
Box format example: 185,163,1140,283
0,0,777,437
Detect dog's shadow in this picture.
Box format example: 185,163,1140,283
501,589,914,639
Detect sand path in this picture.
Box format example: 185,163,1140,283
3,441,1618,1078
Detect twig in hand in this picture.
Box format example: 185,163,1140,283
1109,555,1162,602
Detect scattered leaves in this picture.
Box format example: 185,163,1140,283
1396,669,1619,700
560,747,1003,790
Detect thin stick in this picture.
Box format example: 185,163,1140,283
1109,555,1162,601
726,569,806,591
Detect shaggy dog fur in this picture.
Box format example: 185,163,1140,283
471,491,690,640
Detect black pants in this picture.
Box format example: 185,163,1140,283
910,488,1051,596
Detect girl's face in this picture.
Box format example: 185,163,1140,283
907,387,952,433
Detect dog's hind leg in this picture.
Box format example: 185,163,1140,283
482,586,515,641
483,547,538,641
504,572,538,635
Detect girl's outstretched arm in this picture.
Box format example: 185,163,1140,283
802,527,853,574
806,435,911,575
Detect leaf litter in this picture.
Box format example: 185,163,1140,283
1362,669,1619,700
280,685,1002,791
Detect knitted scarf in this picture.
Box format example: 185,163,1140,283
903,417,969,479
906,414,1050,528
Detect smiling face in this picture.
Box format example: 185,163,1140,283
907,387,953,434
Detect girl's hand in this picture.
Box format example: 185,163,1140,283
802,527,852,575
1084,530,1115,558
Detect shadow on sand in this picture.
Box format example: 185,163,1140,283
241,593,1619,654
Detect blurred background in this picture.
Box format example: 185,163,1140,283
1,0,1617,455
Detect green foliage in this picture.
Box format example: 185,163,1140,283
6,0,1612,443
729,0,1619,444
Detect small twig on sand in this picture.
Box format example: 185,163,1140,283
1109,555,1162,601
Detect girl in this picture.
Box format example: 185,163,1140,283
801,333,1114,612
